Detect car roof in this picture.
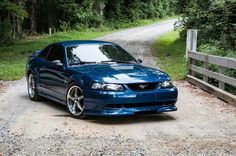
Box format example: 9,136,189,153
54,40,115,47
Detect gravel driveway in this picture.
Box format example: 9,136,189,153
0,19,236,156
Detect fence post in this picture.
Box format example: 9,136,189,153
49,28,52,35
219,66,226,90
203,54,209,82
203,61,209,82
187,29,198,76
186,29,198,55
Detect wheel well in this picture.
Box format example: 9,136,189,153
68,80,83,89
68,80,77,86
27,70,32,77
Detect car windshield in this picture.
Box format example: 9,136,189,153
66,44,137,65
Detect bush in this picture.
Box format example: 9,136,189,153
199,43,236,59
179,0,236,51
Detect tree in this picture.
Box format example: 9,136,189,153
0,0,180,44
179,0,236,51
26,0,36,34
0,0,27,43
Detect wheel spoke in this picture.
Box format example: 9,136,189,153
68,95,75,101
72,103,76,113
77,95,84,101
76,101,83,111
32,79,35,89
74,88,78,97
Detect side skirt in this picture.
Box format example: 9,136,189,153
39,92,66,105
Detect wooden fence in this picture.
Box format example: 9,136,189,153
186,30,236,106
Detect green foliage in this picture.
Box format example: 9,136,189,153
152,30,187,80
0,29,112,80
179,0,236,52
0,0,27,18
104,0,178,22
0,19,13,45
0,0,179,44
199,43,236,58
0,0,27,44
59,20,71,32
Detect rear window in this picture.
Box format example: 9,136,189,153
38,46,51,59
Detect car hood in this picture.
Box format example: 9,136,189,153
69,63,170,84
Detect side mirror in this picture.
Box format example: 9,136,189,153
137,58,142,63
52,60,63,67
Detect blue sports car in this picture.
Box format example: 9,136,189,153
26,40,177,118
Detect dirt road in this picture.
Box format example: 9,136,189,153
97,19,176,67
0,20,236,155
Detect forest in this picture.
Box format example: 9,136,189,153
1,0,235,53
0,0,178,44
1,0,235,52
179,0,236,56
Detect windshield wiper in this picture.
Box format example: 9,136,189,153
101,60,136,64
70,61,96,66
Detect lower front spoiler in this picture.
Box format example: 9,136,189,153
84,105,177,116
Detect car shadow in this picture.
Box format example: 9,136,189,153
21,94,176,124
84,113,176,125
20,94,68,113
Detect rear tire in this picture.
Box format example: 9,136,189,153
66,83,86,119
27,73,41,101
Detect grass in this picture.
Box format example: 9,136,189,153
0,30,112,80
151,30,187,80
0,16,179,80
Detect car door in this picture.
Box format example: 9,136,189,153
39,44,68,100
37,45,52,90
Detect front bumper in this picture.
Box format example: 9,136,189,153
83,87,178,116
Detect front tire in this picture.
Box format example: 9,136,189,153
27,73,41,101
66,83,86,118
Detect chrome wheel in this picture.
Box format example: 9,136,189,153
67,85,84,116
28,74,35,98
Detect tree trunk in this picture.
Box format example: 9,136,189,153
28,0,36,34
12,15,16,39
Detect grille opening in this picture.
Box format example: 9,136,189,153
127,82,158,91
105,101,175,109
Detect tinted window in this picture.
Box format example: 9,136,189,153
47,45,65,63
38,46,51,59
66,44,136,65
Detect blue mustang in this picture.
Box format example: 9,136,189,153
26,40,177,118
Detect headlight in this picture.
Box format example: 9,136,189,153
91,82,124,91
160,81,173,88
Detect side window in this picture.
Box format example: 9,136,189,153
47,45,65,63
67,46,81,65
38,46,51,59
